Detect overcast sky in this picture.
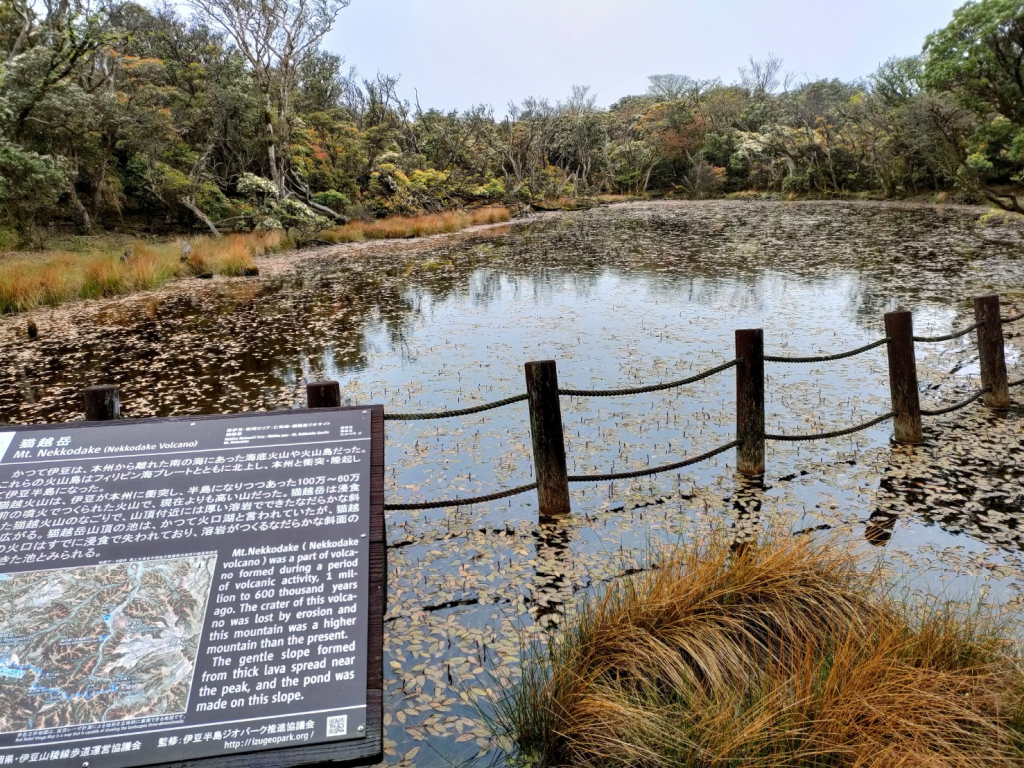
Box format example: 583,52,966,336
327,0,966,113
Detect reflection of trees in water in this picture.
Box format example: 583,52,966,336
407,247,605,313
430,204,1017,337
0,265,425,419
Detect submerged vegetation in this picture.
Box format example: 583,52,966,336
493,533,1024,767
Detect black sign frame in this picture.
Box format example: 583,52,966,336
0,405,385,768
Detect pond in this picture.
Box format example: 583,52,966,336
1,200,1023,765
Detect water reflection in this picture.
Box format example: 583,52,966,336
3,202,1021,425
3,201,1023,766
529,517,573,629
872,412,1024,556
730,475,766,553
865,509,898,547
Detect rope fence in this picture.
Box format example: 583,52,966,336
384,393,527,421
914,321,984,344
920,387,992,417
906,308,1023,344
292,292,1024,515
567,441,740,482
764,337,890,363
558,359,736,397
383,482,538,511
765,412,897,442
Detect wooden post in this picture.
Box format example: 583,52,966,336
306,380,341,409
973,295,1010,409
84,385,120,421
884,309,922,444
735,329,765,477
525,360,570,516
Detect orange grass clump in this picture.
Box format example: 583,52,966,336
0,231,279,314
492,533,1024,767
0,209,502,314
320,206,511,243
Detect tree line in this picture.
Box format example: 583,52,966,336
2,0,1024,247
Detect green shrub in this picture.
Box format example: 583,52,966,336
311,189,352,213
0,227,19,251
0,139,69,246
473,178,507,200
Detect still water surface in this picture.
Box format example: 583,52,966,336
2,200,1023,763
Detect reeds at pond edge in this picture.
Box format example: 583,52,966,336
0,207,513,314
319,206,512,243
489,533,1024,767
0,231,287,314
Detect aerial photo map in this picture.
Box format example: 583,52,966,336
0,555,215,734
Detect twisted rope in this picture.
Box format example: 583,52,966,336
920,387,991,416
385,393,528,421
1002,312,1024,325
559,359,737,397
764,337,890,363
567,440,739,482
765,412,896,442
384,481,538,510
913,321,984,343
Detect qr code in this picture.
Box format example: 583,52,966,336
326,715,348,738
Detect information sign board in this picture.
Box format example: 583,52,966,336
0,406,384,768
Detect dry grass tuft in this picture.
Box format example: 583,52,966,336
493,533,1024,767
320,206,511,243
472,206,513,225
191,234,257,276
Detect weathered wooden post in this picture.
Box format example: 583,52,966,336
525,360,570,516
306,380,341,408
736,329,765,476
84,384,120,421
884,309,922,444
973,294,1010,409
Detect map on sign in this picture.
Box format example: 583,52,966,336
0,555,215,734
0,408,379,768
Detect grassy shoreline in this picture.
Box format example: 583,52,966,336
0,206,512,315
319,206,511,243
4,197,1006,317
